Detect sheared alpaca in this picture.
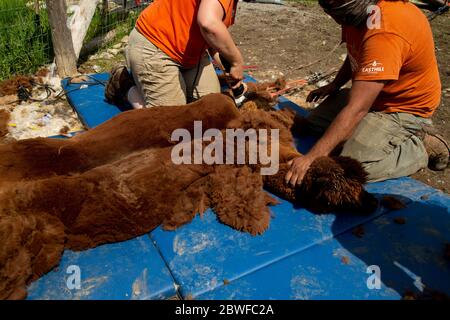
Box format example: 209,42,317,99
0,93,376,299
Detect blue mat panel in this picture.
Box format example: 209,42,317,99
62,73,127,129
150,177,449,299
27,235,177,300
198,190,450,300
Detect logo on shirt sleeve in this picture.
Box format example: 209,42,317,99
361,60,385,74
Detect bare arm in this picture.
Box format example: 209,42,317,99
197,0,243,84
286,80,386,186
332,57,352,90
307,57,353,103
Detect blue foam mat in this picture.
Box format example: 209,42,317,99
197,190,450,300
27,235,177,300
41,72,450,300
62,74,129,129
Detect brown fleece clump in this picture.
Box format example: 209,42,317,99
341,256,350,265
0,76,34,97
403,288,450,301
393,217,407,225
381,196,406,210
0,110,10,138
352,225,365,238
242,78,286,111
35,68,49,80
0,93,375,299
0,70,48,99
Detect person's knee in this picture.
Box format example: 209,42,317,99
187,61,221,101
340,135,428,183
127,86,145,109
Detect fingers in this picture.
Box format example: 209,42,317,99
285,168,293,185
289,174,299,187
231,80,243,90
285,160,302,187
285,157,310,187
286,170,302,187
306,90,322,103
229,65,244,82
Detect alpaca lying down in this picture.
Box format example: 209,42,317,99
0,93,377,299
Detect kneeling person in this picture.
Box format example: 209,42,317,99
286,0,448,185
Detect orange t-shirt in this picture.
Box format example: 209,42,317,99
136,0,237,67
342,0,441,118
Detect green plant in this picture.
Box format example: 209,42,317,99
0,1,146,81
0,0,52,81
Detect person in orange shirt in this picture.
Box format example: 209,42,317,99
286,0,448,186
106,0,243,108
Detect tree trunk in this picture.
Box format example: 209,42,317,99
45,0,78,78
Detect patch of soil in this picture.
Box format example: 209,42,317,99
231,1,450,193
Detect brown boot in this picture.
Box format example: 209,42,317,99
419,125,450,171
105,65,135,106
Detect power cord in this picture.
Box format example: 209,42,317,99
3,74,106,106
428,0,449,21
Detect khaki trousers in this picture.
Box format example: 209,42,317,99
306,89,430,182
126,28,221,107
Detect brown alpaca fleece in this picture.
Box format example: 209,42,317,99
241,78,286,111
0,150,278,299
0,93,239,185
0,93,375,299
0,76,34,97
0,110,9,138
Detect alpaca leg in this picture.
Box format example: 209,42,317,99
208,166,277,235
0,138,82,184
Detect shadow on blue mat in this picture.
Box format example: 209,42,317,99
331,195,450,298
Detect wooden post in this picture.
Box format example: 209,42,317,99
33,0,40,14
45,0,78,77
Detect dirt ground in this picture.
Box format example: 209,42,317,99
230,1,449,193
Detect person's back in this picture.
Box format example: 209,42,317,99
136,0,237,67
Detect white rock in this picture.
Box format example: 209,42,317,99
112,43,123,50
107,48,120,56
98,52,114,60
